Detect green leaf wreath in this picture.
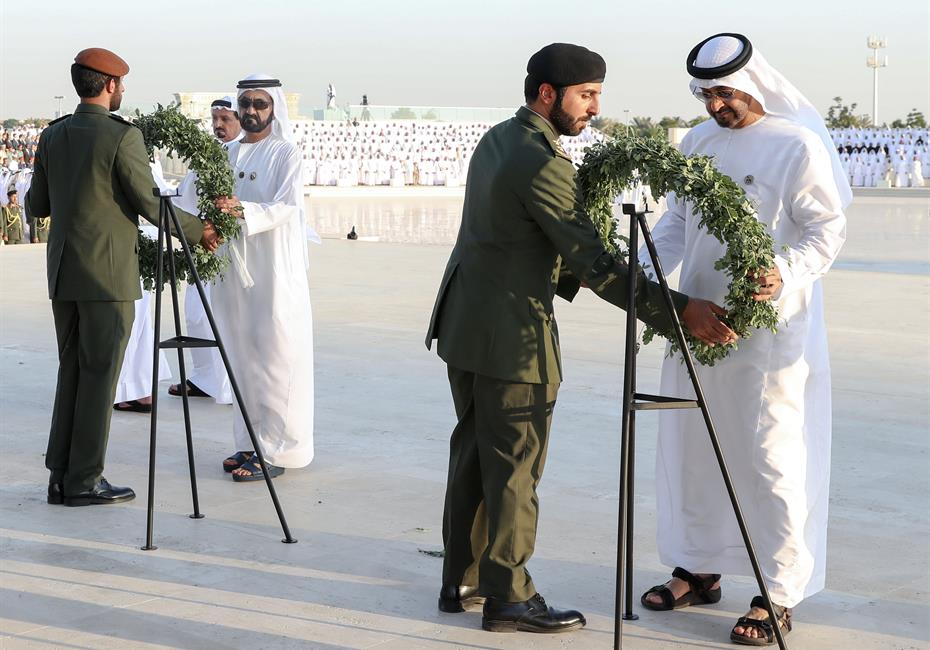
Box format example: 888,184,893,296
576,132,779,366
134,104,239,290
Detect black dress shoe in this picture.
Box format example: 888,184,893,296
482,593,586,633
438,584,484,613
64,478,135,507
47,482,64,505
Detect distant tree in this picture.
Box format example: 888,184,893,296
825,97,872,128
905,108,927,128
630,116,664,140
2,118,49,128
422,109,439,121
589,116,617,132
658,116,687,130
390,106,416,120
687,115,709,127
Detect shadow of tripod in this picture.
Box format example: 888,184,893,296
141,189,297,551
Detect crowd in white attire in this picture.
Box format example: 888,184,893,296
0,165,33,207
829,127,929,187
291,120,604,187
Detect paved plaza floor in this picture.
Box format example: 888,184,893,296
1,195,928,649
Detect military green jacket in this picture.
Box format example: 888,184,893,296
26,103,203,301
425,107,688,384
30,215,51,243
2,204,24,243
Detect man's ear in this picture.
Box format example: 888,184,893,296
539,83,557,106
106,77,119,93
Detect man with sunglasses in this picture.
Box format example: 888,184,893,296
212,74,317,482
638,34,850,645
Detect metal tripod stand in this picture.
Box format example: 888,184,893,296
142,189,297,550
612,202,787,649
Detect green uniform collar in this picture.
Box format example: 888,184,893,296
516,106,571,161
516,106,559,139
74,103,112,116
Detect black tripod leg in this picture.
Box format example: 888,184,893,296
623,403,638,621
638,213,788,650
614,208,640,650
143,200,166,551
623,214,639,622
163,227,203,519
167,202,297,544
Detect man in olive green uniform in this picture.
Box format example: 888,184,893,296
2,189,25,244
30,213,51,243
26,48,219,507
425,43,737,633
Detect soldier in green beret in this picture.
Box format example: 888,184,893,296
425,42,736,634
26,47,220,507
1,189,25,244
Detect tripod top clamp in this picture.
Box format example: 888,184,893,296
621,199,652,216
152,187,182,198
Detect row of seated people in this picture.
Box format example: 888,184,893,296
289,120,603,186
831,127,929,187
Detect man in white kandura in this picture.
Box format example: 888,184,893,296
213,74,317,482
112,160,182,414
168,96,242,407
639,33,849,646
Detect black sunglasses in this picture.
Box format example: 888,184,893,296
238,97,272,110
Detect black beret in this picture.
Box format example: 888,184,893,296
526,43,606,87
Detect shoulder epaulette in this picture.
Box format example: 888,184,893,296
108,113,136,128
543,136,572,162
47,114,71,126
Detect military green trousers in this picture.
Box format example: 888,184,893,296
441,365,559,602
47,300,134,494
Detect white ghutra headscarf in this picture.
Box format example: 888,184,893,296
236,73,295,144
687,33,853,208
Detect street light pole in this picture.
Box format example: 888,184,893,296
54,95,65,119
866,36,888,127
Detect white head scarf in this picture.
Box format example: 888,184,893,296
211,95,237,114
688,34,853,208
236,73,294,144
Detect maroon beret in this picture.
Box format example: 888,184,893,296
74,48,129,76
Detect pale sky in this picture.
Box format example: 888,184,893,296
3,0,928,124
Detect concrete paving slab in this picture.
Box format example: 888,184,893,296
1,194,928,649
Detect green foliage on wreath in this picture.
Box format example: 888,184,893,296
134,104,238,290
576,131,779,366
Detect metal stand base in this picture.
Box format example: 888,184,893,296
612,202,787,650
142,189,297,550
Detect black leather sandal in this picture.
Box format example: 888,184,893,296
640,567,722,611
168,380,209,398
730,595,792,646
231,458,284,482
222,451,253,473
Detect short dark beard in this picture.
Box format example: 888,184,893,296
549,89,586,136
241,113,274,133
109,92,123,112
